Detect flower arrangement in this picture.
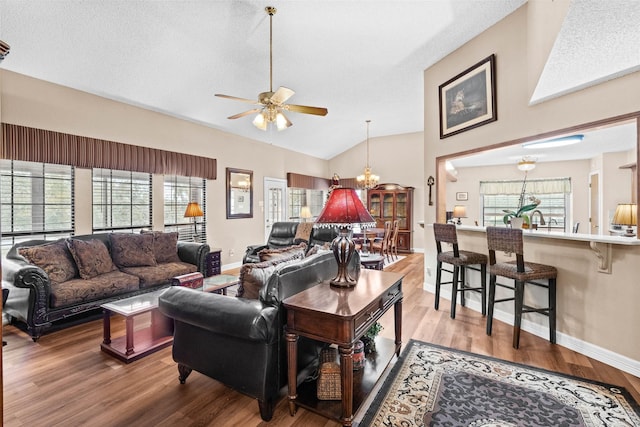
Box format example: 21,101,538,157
502,172,540,226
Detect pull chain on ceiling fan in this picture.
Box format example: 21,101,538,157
215,6,328,131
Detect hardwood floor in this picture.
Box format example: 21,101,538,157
3,253,639,426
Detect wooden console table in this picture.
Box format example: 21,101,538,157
284,269,403,426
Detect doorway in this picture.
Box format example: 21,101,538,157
263,177,287,242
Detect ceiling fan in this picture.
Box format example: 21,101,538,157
215,6,328,131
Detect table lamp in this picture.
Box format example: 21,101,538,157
300,206,312,222
314,187,376,287
612,203,637,237
184,202,204,238
452,205,467,225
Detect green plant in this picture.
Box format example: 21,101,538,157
502,202,539,225
364,321,383,340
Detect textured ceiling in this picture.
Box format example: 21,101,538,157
1,1,638,160
0,0,525,159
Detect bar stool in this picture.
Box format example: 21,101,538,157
433,223,487,319
485,226,557,349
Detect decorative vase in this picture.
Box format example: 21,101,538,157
510,217,524,229
353,340,365,370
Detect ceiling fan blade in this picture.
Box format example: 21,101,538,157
215,93,258,104
228,109,261,119
270,86,295,104
285,104,328,116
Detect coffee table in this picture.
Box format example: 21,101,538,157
201,274,239,295
101,289,173,363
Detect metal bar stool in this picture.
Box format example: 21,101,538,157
433,223,487,319
485,226,558,349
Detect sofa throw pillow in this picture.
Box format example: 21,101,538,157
19,240,78,284
237,254,303,300
152,231,181,263
66,238,117,280
109,233,157,268
258,242,307,263
294,222,314,244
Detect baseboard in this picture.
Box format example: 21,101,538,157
222,261,242,271
423,281,640,378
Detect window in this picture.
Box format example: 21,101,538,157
164,176,206,242
0,160,74,254
288,188,325,221
92,169,151,233
480,178,570,231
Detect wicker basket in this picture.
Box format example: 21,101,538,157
317,347,341,400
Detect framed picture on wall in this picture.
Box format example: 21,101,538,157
439,54,497,139
456,192,468,201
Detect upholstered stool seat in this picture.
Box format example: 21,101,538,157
485,226,558,349
433,223,487,319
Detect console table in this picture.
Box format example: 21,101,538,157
284,269,403,426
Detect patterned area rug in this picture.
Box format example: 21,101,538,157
360,340,640,426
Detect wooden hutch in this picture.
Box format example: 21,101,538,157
367,183,414,252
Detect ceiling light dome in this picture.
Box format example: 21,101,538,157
517,157,536,172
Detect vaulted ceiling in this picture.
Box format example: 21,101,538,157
1,1,638,161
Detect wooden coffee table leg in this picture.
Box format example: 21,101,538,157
125,316,134,356
102,309,111,345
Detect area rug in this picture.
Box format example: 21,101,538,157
359,339,640,426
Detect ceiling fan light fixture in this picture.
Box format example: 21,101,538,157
215,6,327,131
517,158,536,171
275,111,289,131
253,111,267,130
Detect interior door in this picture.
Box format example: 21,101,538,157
263,177,287,242
589,172,600,234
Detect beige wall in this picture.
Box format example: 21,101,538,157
329,131,425,251
423,2,640,367
0,69,427,269
0,69,330,266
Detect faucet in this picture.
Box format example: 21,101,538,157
546,218,558,231
530,209,545,226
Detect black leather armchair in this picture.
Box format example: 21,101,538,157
243,222,299,263
243,222,339,264
158,251,360,421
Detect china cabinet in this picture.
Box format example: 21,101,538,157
367,183,414,252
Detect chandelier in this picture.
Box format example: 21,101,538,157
357,120,379,189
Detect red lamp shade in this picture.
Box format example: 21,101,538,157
315,188,375,287
315,188,375,228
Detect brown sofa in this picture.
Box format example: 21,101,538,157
2,232,209,340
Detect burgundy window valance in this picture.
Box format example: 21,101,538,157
1,123,216,180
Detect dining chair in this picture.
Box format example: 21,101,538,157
485,226,558,349
388,220,400,261
371,221,392,260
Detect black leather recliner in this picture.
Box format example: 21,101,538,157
243,222,340,263
243,222,299,263
158,251,360,421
